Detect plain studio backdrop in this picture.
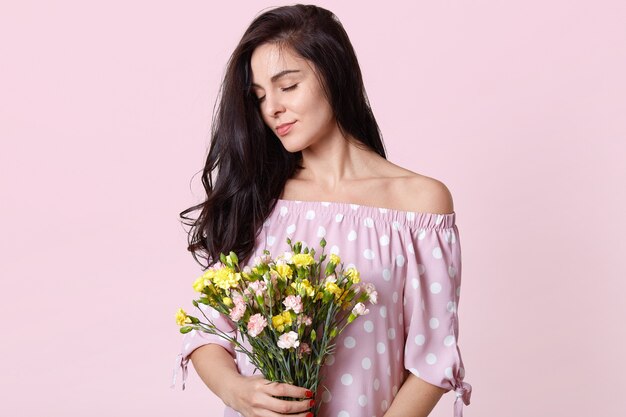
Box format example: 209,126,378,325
1,1,624,416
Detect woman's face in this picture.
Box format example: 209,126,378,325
250,43,336,153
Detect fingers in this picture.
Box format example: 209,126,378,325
262,397,314,415
262,380,313,399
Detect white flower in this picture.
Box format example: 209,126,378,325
352,302,369,316
324,274,337,284
277,331,300,349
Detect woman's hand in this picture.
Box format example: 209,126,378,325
225,374,315,417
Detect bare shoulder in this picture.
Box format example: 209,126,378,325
387,169,455,214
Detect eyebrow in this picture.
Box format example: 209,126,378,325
251,69,301,88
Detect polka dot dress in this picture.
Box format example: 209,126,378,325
175,199,472,417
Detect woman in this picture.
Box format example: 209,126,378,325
174,4,472,417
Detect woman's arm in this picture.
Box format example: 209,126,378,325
383,371,447,417
190,344,314,417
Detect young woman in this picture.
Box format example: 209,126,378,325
174,4,472,417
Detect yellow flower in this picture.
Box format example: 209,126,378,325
192,276,209,292
175,308,192,326
291,279,316,298
275,264,293,279
330,254,341,265
324,282,343,300
271,310,293,332
212,267,240,290
222,297,233,307
202,269,217,280
292,253,315,268
346,267,361,284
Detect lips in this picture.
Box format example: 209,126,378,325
276,122,296,136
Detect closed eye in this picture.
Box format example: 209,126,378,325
256,84,298,103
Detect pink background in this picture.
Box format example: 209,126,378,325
1,1,625,416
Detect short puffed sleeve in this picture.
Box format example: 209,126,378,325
171,303,237,390
402,214,472,417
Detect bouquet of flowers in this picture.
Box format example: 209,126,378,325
175,237,378,416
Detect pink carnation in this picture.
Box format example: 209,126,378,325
277,331,300,349
245,280,267,297
283,295,303,314
247,313,267,337
297,315,312,326
229,293,246,321
297,342,311,358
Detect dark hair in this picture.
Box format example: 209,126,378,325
180,4,387,269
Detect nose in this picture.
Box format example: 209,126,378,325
262,92,285,118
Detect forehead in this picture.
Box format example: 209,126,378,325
250,43,308,84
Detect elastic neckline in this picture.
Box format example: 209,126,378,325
272,198,456,229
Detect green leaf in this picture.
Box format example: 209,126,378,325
180,326,193,334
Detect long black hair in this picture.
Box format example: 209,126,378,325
180,4,387,269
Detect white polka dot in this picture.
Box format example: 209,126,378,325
445,367,454,379
322,390,332,403
184,342,191,350
358,395,368,407
211,309,220,319
350,204,360,210
426,353,437,365
286,224,296,234
330,245,340,255
344,336,356,348
381,399,389,412
382,269,391,281
396,349,401,362
379,306,387,318
407,243,414,254
448,265,457,278
379,235,390,246
364,320,374,333
376,342,386,354
379,207,388,214
364,217,374,228
341,373,353,385
396,254,405,267
321,201,331,207
266,235,276,246
373,378,380,390
392,291,398,303
432,247,443,259
447,300,457,313
279,206,288,216
361,357,371,370
348,230,357,241
392,221,401,230
392,385,398,397
411,278,419,289
305,210,316,220
326,354,335,365
429,318,440,329
335,213,344,222
430,282,442,294
387,328,396,340
314,226,325,238
263,219,270,228
418,229,426,240
409,367,419,376
417,264,426,275
407,212,416,221
363,249,375,260
436,214,444,225
415,334,425,345
444,335,456,347
338,411,350,417
386,365,391,375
